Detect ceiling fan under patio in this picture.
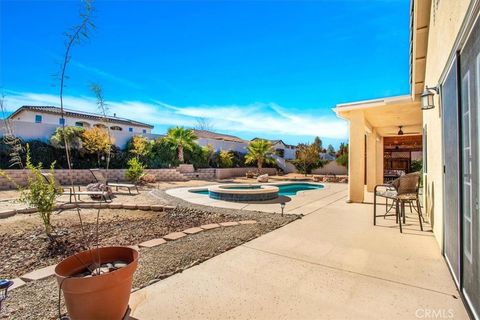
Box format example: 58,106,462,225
397,126,420,136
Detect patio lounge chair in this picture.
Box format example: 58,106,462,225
41,173,111,203
373,172,423,233
89,169,139,194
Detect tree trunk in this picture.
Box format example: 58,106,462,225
257,161,262,174
178,145,184,163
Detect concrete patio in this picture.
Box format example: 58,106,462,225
130,184,467,319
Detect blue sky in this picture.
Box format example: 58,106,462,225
0,0,410,147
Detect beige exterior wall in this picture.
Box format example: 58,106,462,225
312,161,347,176
12,110,152,134
347,110,366,202
0,120,162,149
423,0,471,248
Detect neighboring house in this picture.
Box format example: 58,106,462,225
2,105,157,147
313,153,347,176
251,138,297,160
319,152,336,162
335,1,480,317
193,130,249,153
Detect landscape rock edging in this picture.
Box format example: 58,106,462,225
0,203,177,219
12,219,257,291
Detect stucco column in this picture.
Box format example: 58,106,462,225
348,111,365,203
366,130,377,192
375,135,384,185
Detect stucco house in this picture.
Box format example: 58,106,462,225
251,138,297,160
3,105,156,147
193,130,249,153
335,0,480,317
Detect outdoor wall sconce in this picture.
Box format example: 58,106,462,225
0,279,13,313
421,85,439,110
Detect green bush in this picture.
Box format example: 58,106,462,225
184,143,210,168
148,138,179,168
217,150,234,168
410,159,423,173
126,157,145,183
0,146,61,236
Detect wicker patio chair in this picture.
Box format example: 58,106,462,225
374,172,423,233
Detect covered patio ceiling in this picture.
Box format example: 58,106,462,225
384,135,423,152
335,95,422,137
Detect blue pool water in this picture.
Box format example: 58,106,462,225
190,183,323,197
277,183,324,196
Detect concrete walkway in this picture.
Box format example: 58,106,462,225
130,185,468,319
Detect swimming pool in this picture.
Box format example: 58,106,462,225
189,182,324,199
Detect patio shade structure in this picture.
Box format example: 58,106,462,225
335,95,422,203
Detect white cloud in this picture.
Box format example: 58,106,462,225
72,62,142,89
2,90,348,140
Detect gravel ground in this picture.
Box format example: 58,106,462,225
1,206,239,279
1,188,299,320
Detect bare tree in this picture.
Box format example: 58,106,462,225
195,117,215,132
57,0,95,174
90,83,113,175
54,0,96,269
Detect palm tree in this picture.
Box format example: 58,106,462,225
245,139,275,173
164,126,197,163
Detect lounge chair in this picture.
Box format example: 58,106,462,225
41,173,110,203
89,169,139,195
373,172,424,233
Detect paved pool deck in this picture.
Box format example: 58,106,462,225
165,182,349,215
131,183,468,319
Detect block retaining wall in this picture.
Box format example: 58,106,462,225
0,168,192,190
0,167,273,189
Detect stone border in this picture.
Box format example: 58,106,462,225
9,219,257,291
209,184,279,202
0,203,176,219
209,184,279,195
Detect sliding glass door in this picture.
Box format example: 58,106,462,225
460,15,480,318
442,57,461,286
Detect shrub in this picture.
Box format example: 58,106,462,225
292,143,326,175
126,157,145,183
184,143,210,168
336,142,348,168
148,138,179,168
126,135,151,163
140,173,156,184
50,126,85,150
0,146,61,236
411,159,423,172
82,127,114,166
218,150,234,168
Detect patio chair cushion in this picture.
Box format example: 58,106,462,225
397,193,418,201
375,189,398,199
108,182,136,188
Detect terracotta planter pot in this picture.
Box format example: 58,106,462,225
55,246,138,320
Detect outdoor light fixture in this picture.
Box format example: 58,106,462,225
280,202,286,216
421,85,439,110
0,279,13,313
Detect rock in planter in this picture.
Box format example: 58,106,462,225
257,174,269,183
